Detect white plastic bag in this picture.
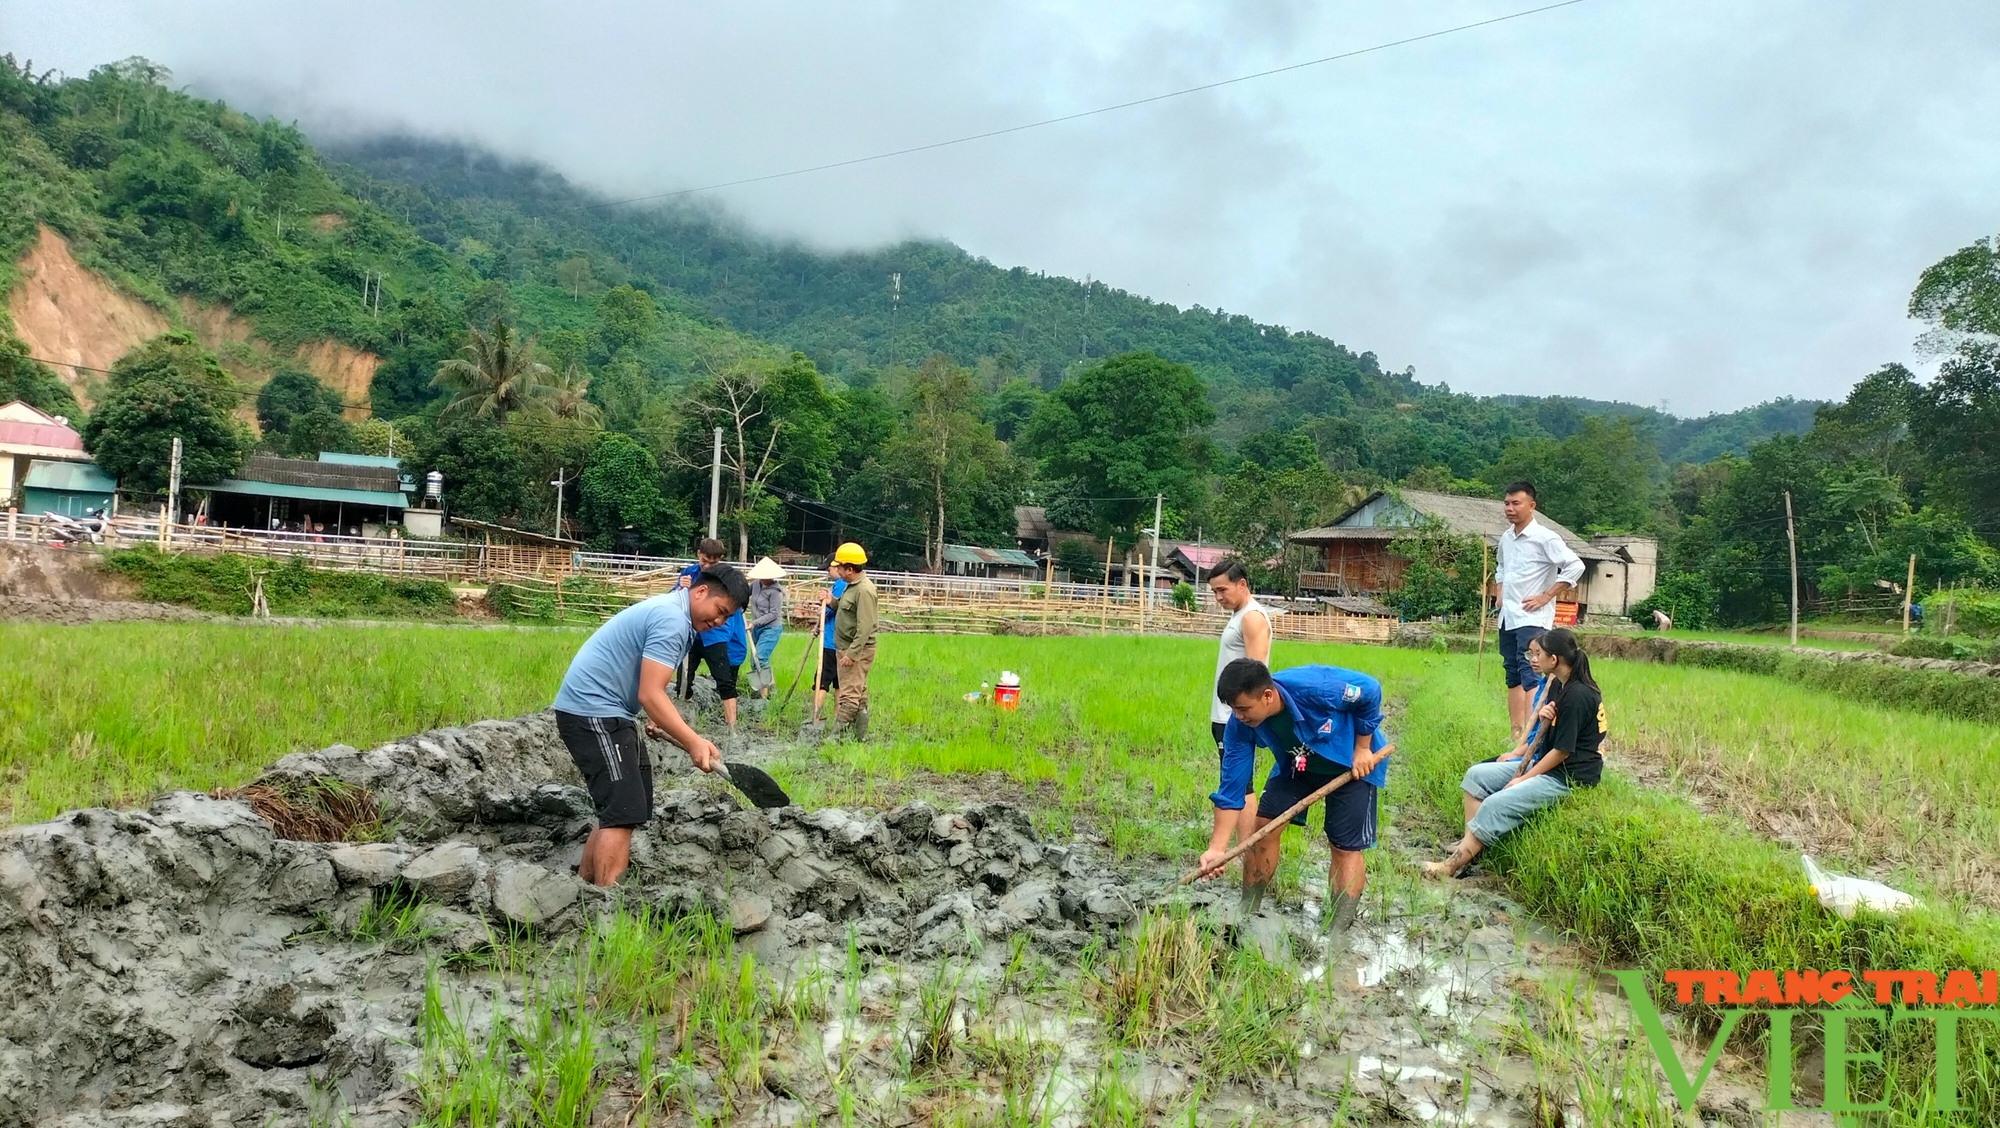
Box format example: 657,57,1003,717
1801,855,1915,920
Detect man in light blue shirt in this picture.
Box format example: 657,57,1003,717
553,565,749,886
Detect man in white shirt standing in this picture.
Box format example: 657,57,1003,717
1494,481,1585,740
1207,560,1271,854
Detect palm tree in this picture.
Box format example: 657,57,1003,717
541,363,604,427
432,319,551,422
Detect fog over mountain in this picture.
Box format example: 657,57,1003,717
10,0,2000,412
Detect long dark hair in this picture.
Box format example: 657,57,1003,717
1534,628,1596,755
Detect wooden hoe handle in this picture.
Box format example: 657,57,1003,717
1175,743,1393,887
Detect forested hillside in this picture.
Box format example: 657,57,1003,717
327,135,1818,472
9,54,1994,628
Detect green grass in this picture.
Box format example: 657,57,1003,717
0,620,583,822
1606,659,2000,909
104,547,461,619
1598,627,1885,651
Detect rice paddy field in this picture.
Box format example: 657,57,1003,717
8,618,2000,1122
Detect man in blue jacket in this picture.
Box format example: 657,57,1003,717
1202,658,1391,932
676,538,745,736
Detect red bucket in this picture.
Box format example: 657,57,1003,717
994,684,1021,710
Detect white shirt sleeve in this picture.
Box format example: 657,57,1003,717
1546,530,1585,588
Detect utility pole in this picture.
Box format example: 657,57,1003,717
707,426,723,542
166,436,183,529
1081,274,1092,360
1192,527,1204,606
550,468,571,540
1783,490,1799,647
1148,492,1164,616
889,272,901,368
1904,553,1917,634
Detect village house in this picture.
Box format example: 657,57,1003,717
0,401,96,511
1288,488,1658,622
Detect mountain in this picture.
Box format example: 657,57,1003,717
325,135,1821,470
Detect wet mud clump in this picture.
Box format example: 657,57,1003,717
0,711,1149,1125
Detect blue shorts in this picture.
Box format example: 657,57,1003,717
1256,767,1378,851
1499,625,1546,690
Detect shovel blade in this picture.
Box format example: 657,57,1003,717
721,761,791,808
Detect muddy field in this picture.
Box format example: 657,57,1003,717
0,692,1782,1127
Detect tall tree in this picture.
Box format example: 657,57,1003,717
1020,351,1214,532
891,356,1012,571
577,432,687,553
671,352,836,559
81,332,251,490
432,318,551,422
540,363,604,427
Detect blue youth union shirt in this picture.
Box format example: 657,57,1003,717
553,590,694,718
1213,665,1389,809
822,578,848,650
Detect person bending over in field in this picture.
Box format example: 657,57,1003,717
552,565,750,887
1201,658,1391,933
1423,628,1604,880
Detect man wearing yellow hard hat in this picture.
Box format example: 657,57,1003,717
830,541,879,740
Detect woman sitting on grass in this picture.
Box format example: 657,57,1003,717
1483,634,1556,767
1423,628,1604,879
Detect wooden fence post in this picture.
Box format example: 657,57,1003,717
1099,537,1114,636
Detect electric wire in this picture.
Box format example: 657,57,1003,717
556,1,1593,213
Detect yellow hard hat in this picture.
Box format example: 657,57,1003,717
834,541,868,565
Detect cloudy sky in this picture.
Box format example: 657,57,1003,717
10,0,2000,414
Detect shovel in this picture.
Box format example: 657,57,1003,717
715,760,791,808
1171,745,1393,890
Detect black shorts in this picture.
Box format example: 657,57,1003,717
1499,625,1547,690
818,647,840,690
1256,767,1378,851
554,711,655,828
687,639,739,701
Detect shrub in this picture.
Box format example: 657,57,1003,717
1629,570,1715,630
1888,635,1987,662
1170,582,1196,612
103,548,457,619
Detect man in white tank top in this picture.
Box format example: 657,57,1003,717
1208,560,1270,855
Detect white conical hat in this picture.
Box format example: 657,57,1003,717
747,556,787,581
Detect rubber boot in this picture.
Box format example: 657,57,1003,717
853,708,870,742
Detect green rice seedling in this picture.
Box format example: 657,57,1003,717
1080,1051,1147,1128
416,969,519,1126
516,977,603,1128
908,961,968,1075
0,620,581,822
350,883,437,950
1093,908,1305,1081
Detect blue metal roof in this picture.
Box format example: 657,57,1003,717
22,459,116,492
199,477,406,508
317,452,402,469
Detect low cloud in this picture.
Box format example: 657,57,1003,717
10,0,2000,412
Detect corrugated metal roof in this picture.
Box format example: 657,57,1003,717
22,459,115,492
200,477,407,508
317,452,402,470
239,452,402,494
943,543,1038,567
1295,489,1618,562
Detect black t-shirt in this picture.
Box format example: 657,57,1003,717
1542,680,1605,786
1262,709,1341,776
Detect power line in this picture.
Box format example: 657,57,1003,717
557,1,1592,214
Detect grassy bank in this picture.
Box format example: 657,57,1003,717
104,547,461,619
0,621,582,822
1389,656,2000,1124
1609,659,2000,911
